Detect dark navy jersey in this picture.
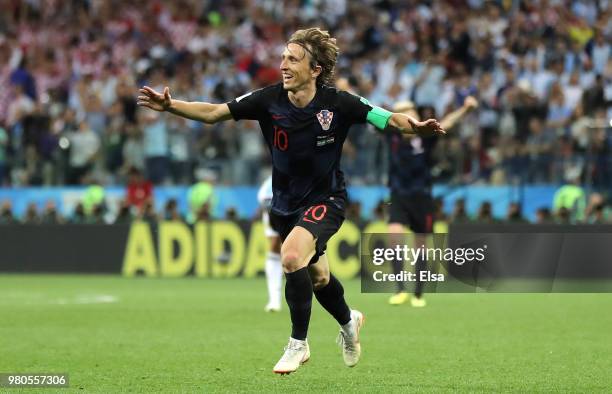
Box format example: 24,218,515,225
386,130,437,196
228,83,372,215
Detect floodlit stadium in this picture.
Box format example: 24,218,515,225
0,0,611,392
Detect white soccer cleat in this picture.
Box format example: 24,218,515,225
273,337,310,375
337,309,365,367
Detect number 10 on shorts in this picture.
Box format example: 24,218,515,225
303,204,327,224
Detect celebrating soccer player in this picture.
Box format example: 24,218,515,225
138,27,446,375
386,97,478,307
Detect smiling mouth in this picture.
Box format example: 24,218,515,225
283,75,293,82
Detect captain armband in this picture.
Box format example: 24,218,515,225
360,97,393,131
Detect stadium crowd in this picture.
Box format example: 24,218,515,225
0,1,610,208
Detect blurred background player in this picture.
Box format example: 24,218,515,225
257,174,282,312
387,96,478,307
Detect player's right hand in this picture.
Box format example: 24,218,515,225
137,86,172,112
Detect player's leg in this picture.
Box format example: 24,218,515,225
388,192,411,305
408,193,434,308
309,254,364,367
281,226,316,337
273,226,316,374
309,254,350,325
263,211,283,312
388,222,410,305
302,196,364,367
411,232,428,307
264,235,282,311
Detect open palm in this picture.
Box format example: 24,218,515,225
410,118,446,137
137,86,172,112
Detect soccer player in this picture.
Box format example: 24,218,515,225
257,175,283,312
386,97,478,307
138,27,445,374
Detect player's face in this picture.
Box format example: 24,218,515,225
280,43,319,92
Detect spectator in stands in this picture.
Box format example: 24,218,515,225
0,0,607,202
90,204,106,224
585,193,610,224
0,123,7,185
6,85,34,171
23,202,39,224
103,102,126,184
138,198,158,225
114,199,134,224
66,119,100,185
40,200,62,224
164,199,183,221
506,202,527,223
556,207,572,224
451,198,469,223
168,116,192,185
433,197,448,224
535,207,553,224
0,200,15,224
126,166,153,211
140,109,169,184
82,179,106,218
188,168,217,223
121,124,146,179
553,168,586,223
475,201,496,223
345,201,362,223
225,207,238,221
71,203,87,224
372,200,386,222
526,117,554,183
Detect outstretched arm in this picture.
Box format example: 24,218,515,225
387,113,446,137
440,96,479,131
137,86,233,124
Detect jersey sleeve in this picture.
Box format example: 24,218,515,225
337,91,392,130
337,91,370,125
227,87,269,121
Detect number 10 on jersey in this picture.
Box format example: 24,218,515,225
273,126,288,151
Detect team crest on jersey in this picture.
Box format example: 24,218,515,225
316,110,334,131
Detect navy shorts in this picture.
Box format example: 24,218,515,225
388,191,434,233
269,194,346,265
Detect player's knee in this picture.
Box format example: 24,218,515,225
311,274,330,291
281,249,303,272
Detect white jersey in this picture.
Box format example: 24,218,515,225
257,176,273,207
257,176,277,237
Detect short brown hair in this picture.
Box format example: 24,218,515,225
287,28,339,86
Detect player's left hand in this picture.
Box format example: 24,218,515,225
409,118,446,137
463,96,479,110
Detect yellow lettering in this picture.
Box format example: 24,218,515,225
243,221,268,278
327,220,360,279
194,222,209,277
211,221,246,277
122,221,158,277
159,221,194,277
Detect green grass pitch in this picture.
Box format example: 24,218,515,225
1,275,611,393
